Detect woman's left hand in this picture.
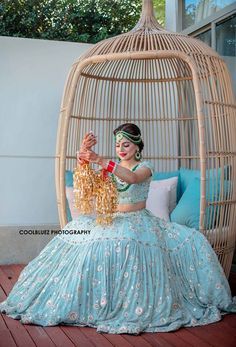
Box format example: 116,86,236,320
80,132,97,151
79,149,100,164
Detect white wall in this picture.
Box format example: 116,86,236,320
0,36,93,227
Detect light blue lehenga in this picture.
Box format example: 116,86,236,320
0,160,236,335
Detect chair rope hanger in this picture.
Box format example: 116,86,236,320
56,0,236,278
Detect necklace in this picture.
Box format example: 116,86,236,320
111,163,140,192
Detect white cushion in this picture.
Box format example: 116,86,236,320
66,187,80,220
146,177,178,221
146,185,171,221
153,177,178,212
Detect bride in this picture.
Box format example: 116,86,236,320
0,122,235,335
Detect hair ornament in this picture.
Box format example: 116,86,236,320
114,130,142,144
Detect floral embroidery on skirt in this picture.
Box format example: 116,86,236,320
0,208,235,334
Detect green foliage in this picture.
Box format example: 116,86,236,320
0,0,165,43
153,0,165,26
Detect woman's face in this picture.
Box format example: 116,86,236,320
115,137,139,161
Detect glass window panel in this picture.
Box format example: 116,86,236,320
216,14,236,94
195,28,212,47
216,14,236,56
183,0,236,29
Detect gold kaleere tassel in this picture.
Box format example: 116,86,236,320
93,169,118,225
73,162,96,215
73,162,118,225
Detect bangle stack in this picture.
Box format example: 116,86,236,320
76,150,88,165
78,157,89,165
106,160,117,173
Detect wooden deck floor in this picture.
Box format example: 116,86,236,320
0,264,235,347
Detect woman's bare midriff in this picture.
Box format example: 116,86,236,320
116,200,146,212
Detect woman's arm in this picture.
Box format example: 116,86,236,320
80,132,97,151
99,157,151,184
77,132,97,164
78,150,151,184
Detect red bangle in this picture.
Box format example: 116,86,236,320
101,168,108,180
106,160,116,173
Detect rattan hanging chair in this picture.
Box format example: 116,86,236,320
55,0,236,277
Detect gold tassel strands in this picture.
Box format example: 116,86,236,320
93,169,118,225
73,163,118,225
73,162,96,215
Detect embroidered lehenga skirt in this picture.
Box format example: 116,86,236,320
0,208,235,334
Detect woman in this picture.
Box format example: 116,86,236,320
0,123,235,335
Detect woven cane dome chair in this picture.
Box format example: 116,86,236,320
56,0,236,277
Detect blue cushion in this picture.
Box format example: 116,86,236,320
65,170,73,221
179,166,229,196
170,177,200,229
170,176,231,229
152,170,181,202
65,170,73,187
179,168,200,196
66,194,72,222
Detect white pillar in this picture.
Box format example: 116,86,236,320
165,0,182,32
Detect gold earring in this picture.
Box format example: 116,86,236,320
134,150,142,161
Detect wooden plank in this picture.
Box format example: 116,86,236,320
0,286,26,333
157,331,193,347
1,301,37,347
25,325,56,347
43,326,76,347
60,326,96,347
78,327,114,347
11,264,26,283
218,319,236,337
223,314,236,330
142,333,174,347
9,327,37,347
3,314,27,332
99,332,134,347
1,266,15,283
173,328,210,347
0,284,8,331
121,333,154,347
186,324,235,347
0,329,17,347
0,311,8,332
0,269,14,295
17,265,26,271
0,314,7,331
0,284,7,301
186,322,236,347
0,282,17,333
0,265,55,347
1,264,26,287
0,272,36,347
0,265,22,332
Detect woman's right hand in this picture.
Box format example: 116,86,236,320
76,150,87,165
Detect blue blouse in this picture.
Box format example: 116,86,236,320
112,160,155,205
